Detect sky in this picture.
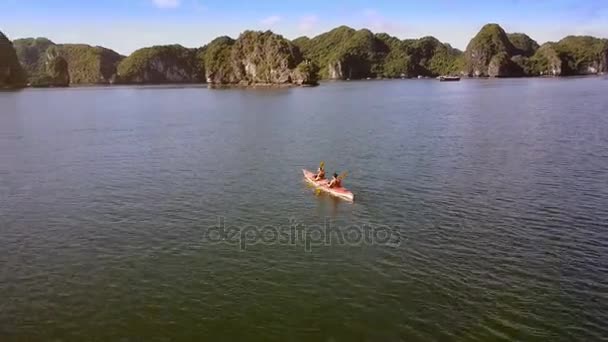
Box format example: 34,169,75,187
0,0,607,55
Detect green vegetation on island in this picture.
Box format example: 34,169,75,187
59,44,123,84
508,33,539,57
5,24,608,87
230,30,301,84
12,37,123,86
116,45,202,84
462,23,607,77
553,36,608,75
29,46,70,87
293,26,462,79
202,36,236,84
202,31,317,86
464,23,516,77
13,37,55,76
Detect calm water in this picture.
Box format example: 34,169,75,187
1,78,607,341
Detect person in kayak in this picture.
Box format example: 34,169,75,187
314,165,326,181
328,172,342,188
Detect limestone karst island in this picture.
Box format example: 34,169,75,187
1,23,607,89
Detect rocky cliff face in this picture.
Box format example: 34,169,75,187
294,26,357,80
487,52,514,77
202,31,316,86
407,36,462,76
508,33,539,57
295,26,388,79
531,43,563,76
40,46,70,86
328,61,343,79
13,37,55,76
463,25,607,77
464,23,516,77
59,44,123,84
553,36,608,75
298,26,461,80
203,36,237,84
0,31,27,88
44,55,70,87
116,45,202,84
292,60,319,85
526,37,608,76
13,38,123,85
229,31,301,85
9,25,608,86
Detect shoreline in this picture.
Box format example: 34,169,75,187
5,73,604,91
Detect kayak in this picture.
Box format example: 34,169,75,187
302,169,355,202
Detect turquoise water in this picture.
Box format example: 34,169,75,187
1,78,607,340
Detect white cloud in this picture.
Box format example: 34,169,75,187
298,15,319,33
152,0,180,9
260,15,282,26
361,8,407,33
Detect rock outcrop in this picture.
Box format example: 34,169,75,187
463,25,607,77
13,37,55,76
508,33,539,57
46,55,70,86
202,36,236,84
375,33,411,77
297,26,461,79
39,46,70,86
553,36,608,75
526,37,608,76
13,38,123,85
201,31,317,86
22,45,70,87
230,30,301,85
292,60,319,85
510,54,535,76
116,45,202,84
327,61,343,79
59,44,123,84
9,24,608,86
487,52,514,77
0,31,27,88
531,43,563,76
294,26,358,79
464,23,516,77
406,36,462,76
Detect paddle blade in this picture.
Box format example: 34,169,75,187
338,171,348,180
319,161,325,169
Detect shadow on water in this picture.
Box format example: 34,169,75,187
0,88,26,93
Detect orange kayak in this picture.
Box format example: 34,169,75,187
302,169,354,201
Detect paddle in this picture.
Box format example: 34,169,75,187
319,161,325,169
338,171,348,180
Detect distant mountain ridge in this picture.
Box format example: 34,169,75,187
2,23,607,88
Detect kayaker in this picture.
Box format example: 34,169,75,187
314,165,326,180
328,172,342,188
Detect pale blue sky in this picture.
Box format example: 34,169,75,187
1,0,606,55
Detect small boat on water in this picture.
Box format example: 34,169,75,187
438,76,461,82
302,169,354,202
